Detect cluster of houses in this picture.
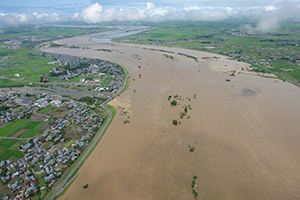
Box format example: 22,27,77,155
93,80,123,93
1,158,39,199
219,49,300,68
43,53,124,89
0,93,106,199
0,92,66,124
0,93,35,124
2,36,66,49
259,39,300,47
1,26,105,50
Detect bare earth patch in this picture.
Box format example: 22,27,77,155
14,129,29,138
65,130,82,138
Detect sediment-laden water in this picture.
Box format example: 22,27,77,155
42,29,300,200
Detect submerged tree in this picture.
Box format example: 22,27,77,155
172,120,178,125
170,100,177,106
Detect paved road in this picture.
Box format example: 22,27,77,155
0,137,27,140
48,67,129,200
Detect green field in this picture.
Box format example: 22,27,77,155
1,120,45,138
0,78,26,88
19,129,43,138
38,105,55,114
0,26,114,88
0,127,15,137
37,174,47,198
0,48,58,81
0,120,26,137
0,47,14,57
4,119,26,129
101,80,111,86
19,121,44,130
63,139,75,148
0,139,18,149
0,150,24,161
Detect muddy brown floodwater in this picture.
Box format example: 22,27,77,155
42,35,300,200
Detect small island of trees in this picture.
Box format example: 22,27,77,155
170,100,177,106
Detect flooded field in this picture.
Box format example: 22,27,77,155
42,31,300,200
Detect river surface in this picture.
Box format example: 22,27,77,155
42,27,300,200
53,26,150,45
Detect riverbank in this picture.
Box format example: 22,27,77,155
42,32,300,200
46,64,129,200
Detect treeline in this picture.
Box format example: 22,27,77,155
79,96,96,105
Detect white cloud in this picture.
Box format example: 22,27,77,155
0,11,65,24
0,12,29,24
243,1,300,33
0,0,299,27
76,2,239,23
264,5,277,11
80,3,104,23
73,12,80,19
146,2,155,10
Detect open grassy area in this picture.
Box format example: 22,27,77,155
63,139,75,148
0,48,58,81
107,105,116,116
38,105,55,114
101,80,111,86
38,174,47,198
94,98,108,106
0,78,26,88
0,47,14,57
78,96,95,105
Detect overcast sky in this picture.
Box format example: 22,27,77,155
0,0,299,27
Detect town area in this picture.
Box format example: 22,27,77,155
0,88,109,199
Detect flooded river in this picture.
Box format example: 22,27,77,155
42,27,300,200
